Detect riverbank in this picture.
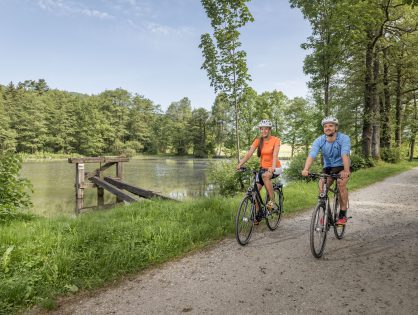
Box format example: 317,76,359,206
1,160,417,314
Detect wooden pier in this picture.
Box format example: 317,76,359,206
68,156,174,213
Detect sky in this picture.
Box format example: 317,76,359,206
0,0,312,111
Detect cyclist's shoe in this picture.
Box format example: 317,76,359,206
336,216,347,226
266,200,275,211
254,212,263,225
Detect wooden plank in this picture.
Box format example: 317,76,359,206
69,157,105,164
68,156,129,164
104,177,176,201
90,177,137,203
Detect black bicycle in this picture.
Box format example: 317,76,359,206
308,173,348,258
235,167,284,246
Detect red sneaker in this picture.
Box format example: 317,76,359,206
336,216,347,226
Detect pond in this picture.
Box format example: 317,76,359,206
20,157,216,217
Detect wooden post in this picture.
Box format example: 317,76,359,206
116,161,123,203
116,161,123,179
76,163,85,212
97,162,104,206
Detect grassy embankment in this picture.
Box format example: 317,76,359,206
1,160,417,314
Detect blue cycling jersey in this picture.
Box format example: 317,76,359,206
309,132,351,168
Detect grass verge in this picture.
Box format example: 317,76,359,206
1,160,417,314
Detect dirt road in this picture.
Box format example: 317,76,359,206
45,168,418,314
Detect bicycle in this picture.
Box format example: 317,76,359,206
308,173,350,258
235,167,284,246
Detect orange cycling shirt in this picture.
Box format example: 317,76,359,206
251,136,282,169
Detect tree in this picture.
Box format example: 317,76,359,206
282,97,316,157
290,0,348,116
0,86,16,153
199,0,254,161
191,108,211,157
166,97,193,155
210,93,231,156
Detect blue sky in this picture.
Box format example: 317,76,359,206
0,0,311,111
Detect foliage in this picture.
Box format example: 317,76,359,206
284,153,322,181
0,154,33,224
208,157,259,196
199,0,254,160
349,153,376,171
380,147,401,163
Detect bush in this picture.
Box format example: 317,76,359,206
381,147,401,163
284,153,322,181
209,157,259,196
0,154,33,224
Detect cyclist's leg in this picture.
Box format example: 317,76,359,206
261,171,274,202
337,176,349,211
321,168,334,193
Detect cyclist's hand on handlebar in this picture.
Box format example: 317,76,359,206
340,170,350,179
301,169,309,177
236,164,247,171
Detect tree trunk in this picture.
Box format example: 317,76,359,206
395,65,402,148
380,48,391,148
371,50,380,159
234,96,240,162
410,92,417,161
324,77,330,117
362,41,374,157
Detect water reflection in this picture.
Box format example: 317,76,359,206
20,157,216,217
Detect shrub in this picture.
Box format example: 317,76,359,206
381,147,401,163
0,154,33,224
209,157,259,196
284,153,322,181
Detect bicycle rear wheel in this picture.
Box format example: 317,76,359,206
310,203,328,258
265,189,283,231
235,195,255,246
333,195,346,239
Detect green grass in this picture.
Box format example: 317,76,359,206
1,160,417,314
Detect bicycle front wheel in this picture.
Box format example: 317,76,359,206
265,189,283,231
333,195,346,240
310,204,328,258
235,195,255,246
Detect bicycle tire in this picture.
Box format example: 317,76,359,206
333,195,346,239
265,189,283,231
235,195,255,246
310,203,328,258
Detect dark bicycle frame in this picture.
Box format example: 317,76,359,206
244,168,283,218
313,173,341,226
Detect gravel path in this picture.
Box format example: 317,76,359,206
40,168,418,315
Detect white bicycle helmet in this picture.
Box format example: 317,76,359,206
258,119,273,128
321,116,339,126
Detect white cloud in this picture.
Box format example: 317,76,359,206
145,22,193,37
37,0,113,19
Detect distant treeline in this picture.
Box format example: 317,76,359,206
0,77,417,160
0,79,319,158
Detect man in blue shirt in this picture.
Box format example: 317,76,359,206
302,116,351,225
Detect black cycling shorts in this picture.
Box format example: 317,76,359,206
256,169,278,186
323,166,352,175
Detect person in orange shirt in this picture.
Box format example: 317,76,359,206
236,119,282,212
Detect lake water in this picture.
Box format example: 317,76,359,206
20,157,216,217
21,157,289,217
